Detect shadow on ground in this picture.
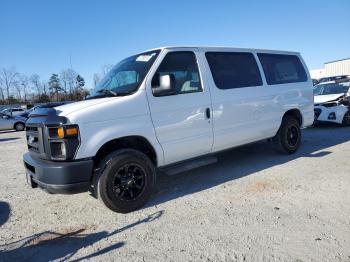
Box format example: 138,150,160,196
0,201,10,227
148,125,350,207
0,211,163,262
0,130,18,134
0,137,20,142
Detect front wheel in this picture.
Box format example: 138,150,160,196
14,122,25,131
274,116,301,154
96,149,156,213
342,110,350,126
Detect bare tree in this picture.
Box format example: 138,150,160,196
30,74,42,95
65,68,77,95
0,77,5,101
60,70,69,93
101,64,113,77
93,73,100,87
19,75,30,103
0,67,19,103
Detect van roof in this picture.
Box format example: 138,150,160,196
144,46,300,55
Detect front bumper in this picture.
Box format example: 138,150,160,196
23,152,94,194
314,105,348,124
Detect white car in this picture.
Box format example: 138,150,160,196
0,113,26,131
23,46,314,213
313,80,350,125
1,107,25,116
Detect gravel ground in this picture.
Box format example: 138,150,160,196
0,126,350,262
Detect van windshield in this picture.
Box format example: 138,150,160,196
88,50,160,99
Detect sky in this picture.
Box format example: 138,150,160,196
0,0,349,88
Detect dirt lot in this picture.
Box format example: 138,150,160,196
0,126,350,262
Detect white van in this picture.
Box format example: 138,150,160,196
23,46,314,213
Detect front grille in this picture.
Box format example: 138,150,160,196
26,124,45,156
314,108,322,120
26,126,38,132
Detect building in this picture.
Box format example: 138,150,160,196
310,58,350,80
324,58,350,77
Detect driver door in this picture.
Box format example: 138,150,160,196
145,49,213,165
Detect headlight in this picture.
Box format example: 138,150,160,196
49,125,79,139
47,125,80,160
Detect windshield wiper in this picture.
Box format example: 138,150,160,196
96,89,118,96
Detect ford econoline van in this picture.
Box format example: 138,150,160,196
23,46,314,213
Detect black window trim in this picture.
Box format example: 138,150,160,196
205,51,263,90
151,50,203,97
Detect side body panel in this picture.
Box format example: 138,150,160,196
198,47,314,152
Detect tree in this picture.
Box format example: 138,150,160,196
93,73,100,87
30,74,42,96
76,74,85,89
0,67,19,103
48,74,63,101
0,77,5,101
101,64,114,77
19,75,30,103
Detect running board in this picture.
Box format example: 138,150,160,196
161,156,218,176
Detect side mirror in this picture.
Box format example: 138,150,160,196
152,74,176,97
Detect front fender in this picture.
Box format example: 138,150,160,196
75,114,164,166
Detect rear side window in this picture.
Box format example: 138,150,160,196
205,52,262,89
258,53,307,85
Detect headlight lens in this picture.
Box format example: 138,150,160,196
48,125,80,160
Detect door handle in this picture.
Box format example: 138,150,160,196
205,108,211,119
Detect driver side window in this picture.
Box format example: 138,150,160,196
152,51,202,96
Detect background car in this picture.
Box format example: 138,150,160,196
0,113,26,131
318,75,350,84
1,108,25,116
19,102,72,119
313,80,350,125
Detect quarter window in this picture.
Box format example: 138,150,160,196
257,53,307,85
152,52,202,96
205,52,262,89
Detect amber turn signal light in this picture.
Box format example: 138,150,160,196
57,127,65,139
66,127,78,136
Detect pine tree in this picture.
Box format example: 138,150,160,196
48,73,63,101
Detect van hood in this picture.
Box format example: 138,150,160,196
55,98,115,116
314,94,344,104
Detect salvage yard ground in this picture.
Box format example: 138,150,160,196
0,126,350,261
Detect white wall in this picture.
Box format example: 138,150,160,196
324,59,350,77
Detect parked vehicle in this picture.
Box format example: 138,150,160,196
0,113,26,131
313,80,350,125
23,46,314,213
19,102,71,119
318,75,350,84
1,107,25,116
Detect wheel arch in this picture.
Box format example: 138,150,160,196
93,135,158,168
282,109,303,126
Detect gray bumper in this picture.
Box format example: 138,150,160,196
23,152,94,194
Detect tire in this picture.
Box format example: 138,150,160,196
342,110,350,126
14,122,25,131
95,149,156,213
274,116,301,154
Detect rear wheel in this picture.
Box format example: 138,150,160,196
96,149,156,213
14,122,25,131
274,116,301,154
342,110,350,126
